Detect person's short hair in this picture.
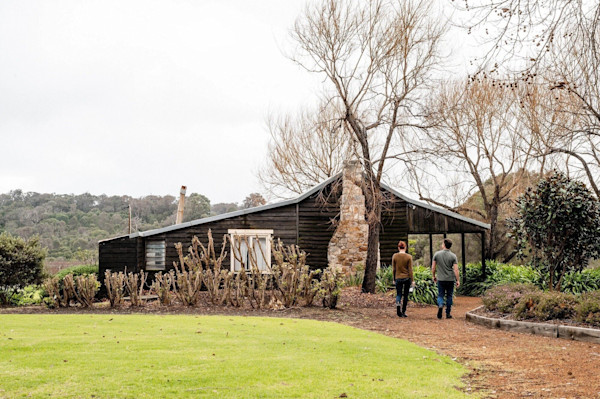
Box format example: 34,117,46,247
443,238,453,249
398,241,407,250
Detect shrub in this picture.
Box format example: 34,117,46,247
0,232,46,305
73,274,100,307
150,271,174,306
172,263,203,307
171,232,340,309
320,267,343,309
514,291,577,321
458,261,539,297
175,233,221,307
372,264,438,305
54,264,98,282
575,291,600,326
44,276,72,308
191,233,228,305
343,263,364,287
104,271,126,308
375,265,394,294
482,283,539,313
560,268,600,294
269,239,314,308
124,271,147,307
409,265,437,305
9,285,45,306
509,171,600,291
44,273,99,308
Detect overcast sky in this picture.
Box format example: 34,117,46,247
0,1,473,204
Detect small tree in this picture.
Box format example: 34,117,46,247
509,172,600,291
241,193,267,209
0,232,46,304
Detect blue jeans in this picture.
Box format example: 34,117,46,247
437,281,454,311
395,278,411,313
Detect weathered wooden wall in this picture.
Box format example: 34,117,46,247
157,204,298,271
379,191,409,266
99,236,141,276
297,183,342,270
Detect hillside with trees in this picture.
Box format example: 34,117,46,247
0,190,266,261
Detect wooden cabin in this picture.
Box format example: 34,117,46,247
99,163,489,279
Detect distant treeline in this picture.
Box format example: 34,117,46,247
0,189,245,260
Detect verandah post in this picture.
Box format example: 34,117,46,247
429,233,433,266
461,232,466,285
481,232,486,277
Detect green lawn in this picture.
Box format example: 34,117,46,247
0,314,470,398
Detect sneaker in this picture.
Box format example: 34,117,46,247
437,307,443,319
401,313,408,318
446,314,453,319
397,306,402,317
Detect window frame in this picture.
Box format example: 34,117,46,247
145,240,166,271
228,229,273,273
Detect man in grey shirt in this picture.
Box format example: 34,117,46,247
431,238,460,319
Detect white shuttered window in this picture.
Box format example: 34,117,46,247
228,229,272,272
146,241,166,271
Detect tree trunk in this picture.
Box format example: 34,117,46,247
486,204,499,260
361,209,381,294
361,171,382,294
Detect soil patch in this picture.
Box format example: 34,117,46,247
2,288,599,398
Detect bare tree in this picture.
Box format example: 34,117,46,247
537,14,600,196
405,78,539,261
258,102,357,199
291,0,445,292
457,0,590,73
459,1,600,194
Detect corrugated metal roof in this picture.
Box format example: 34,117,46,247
380,183,491,230
99,173,489,243
98,173,342,243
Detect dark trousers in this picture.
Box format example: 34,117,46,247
437,281,455,314
395,278,411,313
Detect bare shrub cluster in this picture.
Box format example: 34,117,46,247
52,231,344,310
44,273,99,308
99,231,343,310
169,231,338,309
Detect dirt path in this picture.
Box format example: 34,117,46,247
3,289,599,398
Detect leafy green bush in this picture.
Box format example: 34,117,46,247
375,265,394,294
0,232,46,305
509,171,600,291
343,263,364,287
409,266,437,305
9,285,46,306
514,291,577,321
482,283,539,313
54,264,98,282
458,261,540,296
560,268,600,294
372,264,437,304
575,291,600,326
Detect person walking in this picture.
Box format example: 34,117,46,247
392,241,414,318
431,238,460,319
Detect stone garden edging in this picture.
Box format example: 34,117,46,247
466,306,600,344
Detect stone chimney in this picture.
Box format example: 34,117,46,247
327,160,369,274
